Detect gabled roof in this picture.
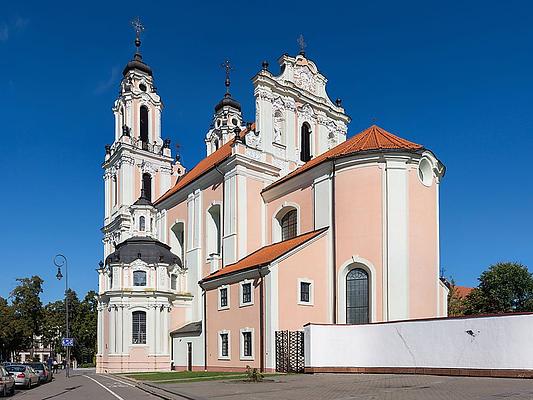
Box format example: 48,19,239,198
201,228,327,282
170,321,202,336
154,124,254,205
264,125,423,192
454,286,474,299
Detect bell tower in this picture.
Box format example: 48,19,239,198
102,18,175,258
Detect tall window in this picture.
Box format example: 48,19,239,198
170,222,185,263
220,288,228,308
171,274,177,290
133,271,147,286
140,105,149,147
113,175,118,206
139,216,146,231
300,282,311,303
300,122,311,162
132,311,146,344
242,283,252,304
242,331,252,358
207,205,221,256
346,268,369,324
220,333,229,357
142,173,152,201
281,210,297,240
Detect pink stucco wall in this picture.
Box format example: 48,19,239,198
245,177,264,254
206,280,261,370
277,233,330,329
334,165,384,322
408,167,439,318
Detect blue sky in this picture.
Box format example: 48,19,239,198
1,0,532,303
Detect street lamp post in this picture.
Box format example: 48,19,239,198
54,254,70,378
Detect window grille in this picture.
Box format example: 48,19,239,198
132,311,146,344
346,268,369,324
281,210,297,240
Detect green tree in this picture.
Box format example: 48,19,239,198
10,276,44,357
71,291,98,364
464,262,533,314
0,297,24,361
41,300,65,356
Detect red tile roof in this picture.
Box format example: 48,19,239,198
454,286,474,299
201,228,327,282
265,125,423,191
154,124,254,205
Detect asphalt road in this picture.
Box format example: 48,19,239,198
9,369,159,400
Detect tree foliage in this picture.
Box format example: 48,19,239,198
463,262,533,315
1,276,97,363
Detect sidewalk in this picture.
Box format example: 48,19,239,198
144,373,533,400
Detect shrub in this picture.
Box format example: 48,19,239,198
245,365,263,382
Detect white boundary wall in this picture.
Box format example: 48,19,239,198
305,314,533,370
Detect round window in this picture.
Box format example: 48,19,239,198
216,119,222,128
139,83,147,92
231,118,239,126
418,158,433,187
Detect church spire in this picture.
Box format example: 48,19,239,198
123,17,152,77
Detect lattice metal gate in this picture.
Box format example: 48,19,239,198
275,330,304,373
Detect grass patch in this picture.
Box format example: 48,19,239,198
121,370,284,383
122,371,246,381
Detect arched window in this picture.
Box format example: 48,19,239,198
214,139,219,151
207,205,221,256
113,175,118,206
140,105,149,147
142,173,152,201
132,311,146,344
170,222,185,263
346,268,369,324
281,210,297,240
133,270,147,286
300,122,311,162
139,216,146,231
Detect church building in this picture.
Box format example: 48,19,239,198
96,26,447,373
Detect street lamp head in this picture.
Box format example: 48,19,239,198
56,267,63,281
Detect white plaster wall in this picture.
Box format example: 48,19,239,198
172,335,204,368
305,314,533,370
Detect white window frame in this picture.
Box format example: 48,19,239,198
218,330,230,360
239,280,254,307
218,285,230,310
297,278,314,306
239,328,254,361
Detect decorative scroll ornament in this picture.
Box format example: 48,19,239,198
245,130,262,149
294,66,316,93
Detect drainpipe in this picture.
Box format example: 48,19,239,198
259,268,265,373
203,288,207,371
331,160,337,324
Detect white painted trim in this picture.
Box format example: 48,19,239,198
239,280,254,307
218,330,231,360
239,327,254,361
297,278,314,306
338,256,378,324
218,285,230,311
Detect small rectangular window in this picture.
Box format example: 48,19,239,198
133,271,147,286
220,288,228,308
220,333,228,357
242,283,251,304
300,282,311,303
171,275,177,290
243,331,252,357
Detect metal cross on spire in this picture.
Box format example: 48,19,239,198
221,59,233,97
131,17,145,53
297,34,307,56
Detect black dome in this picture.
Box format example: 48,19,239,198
123,53,153,77
106,236,181,266
215,94,241,112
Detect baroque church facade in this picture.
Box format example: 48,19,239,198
96,33,448,373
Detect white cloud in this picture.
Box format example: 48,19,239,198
94,66,120,95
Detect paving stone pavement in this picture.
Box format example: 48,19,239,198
154,373,533,399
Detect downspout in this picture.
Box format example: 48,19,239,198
203,288,207,371
331,159,337,324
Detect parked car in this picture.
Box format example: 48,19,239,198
5,365,39,389
25,363,52,383
0,366,15,396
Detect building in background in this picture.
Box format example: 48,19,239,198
96,29,446,373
